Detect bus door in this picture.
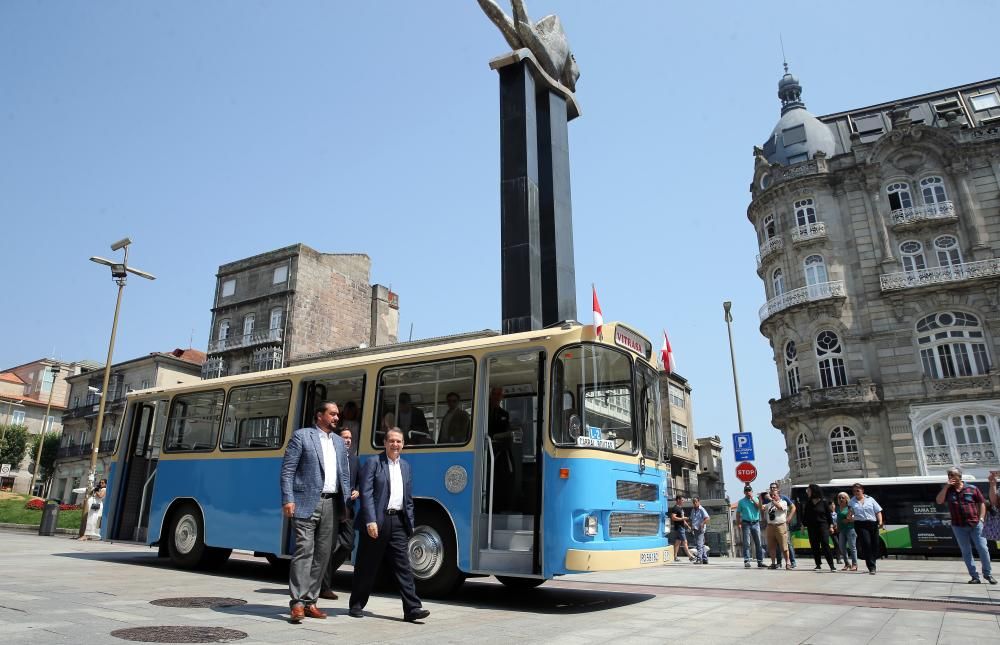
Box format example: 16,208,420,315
109,398,165,542
476,349,545,576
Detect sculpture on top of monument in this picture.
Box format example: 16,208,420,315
477,0,580,93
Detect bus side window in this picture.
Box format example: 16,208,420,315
220,381,292,451
299,374,365,449
163,390,225,453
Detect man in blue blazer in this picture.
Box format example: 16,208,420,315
280,401,351,623
348,427,429,622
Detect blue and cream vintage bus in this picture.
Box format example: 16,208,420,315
102,321,669,595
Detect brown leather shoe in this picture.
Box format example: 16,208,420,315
319,589,338,600
304,605,327,619
289,605,305,623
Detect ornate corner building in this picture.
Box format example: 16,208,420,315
749,69,1000,484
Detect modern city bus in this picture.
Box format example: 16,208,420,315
102,321,670,595
790,476,998,558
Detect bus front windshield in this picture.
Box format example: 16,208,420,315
552,344,638,454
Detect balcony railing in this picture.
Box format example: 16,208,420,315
759,280,846,322
770,382,880,423
832,453,862,472
879,258,1000,292
889,201,956,227
924,442,999,469
755,237,784,268
54,439,116,462
791,221,827,244
208,328,283,353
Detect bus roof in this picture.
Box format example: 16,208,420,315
126,320,655,399
793,476,978,487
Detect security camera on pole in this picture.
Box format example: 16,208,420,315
78,238,155,538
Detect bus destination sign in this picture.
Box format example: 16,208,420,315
577,435,616,450
614,325,652,359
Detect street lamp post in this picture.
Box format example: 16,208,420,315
722,301,746,434
79,238,155,537
27,366,60,497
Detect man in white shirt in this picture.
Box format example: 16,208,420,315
348,428,429,622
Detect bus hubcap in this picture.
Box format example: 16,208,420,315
408,526,443,580
174,514,198,554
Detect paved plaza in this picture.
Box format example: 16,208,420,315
1,528,999,644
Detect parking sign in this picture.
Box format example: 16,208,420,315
732,432,755,461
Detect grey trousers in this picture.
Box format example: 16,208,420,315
289,496,339,608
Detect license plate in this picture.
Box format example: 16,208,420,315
639,551,659,564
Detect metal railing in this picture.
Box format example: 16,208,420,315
889,201,956,226
791,221,827,243
880,258,1000,292
755,237,784,268
208,328,283,353
758,280,846,322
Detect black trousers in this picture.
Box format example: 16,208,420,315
349,513,421,614
807,523,835,569
854,520,879,571
322,515,355,591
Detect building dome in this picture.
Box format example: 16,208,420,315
761,66,836,166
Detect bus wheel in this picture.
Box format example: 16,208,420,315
409,512,463,597
167,503,206,569
496,576,544,590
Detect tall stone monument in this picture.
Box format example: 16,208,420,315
478,0,579,333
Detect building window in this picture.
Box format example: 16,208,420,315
221,279,236,297
920,176,948,206
794,198,817,227
11,410,25,425
273,265,288,284
785,341,800,396
969,92,1000,112
202,357,226,379
916,311,990,379
141,379,149,389
816,330,847,388
243,313,255,339
671,421,689,450
899,240,927,272
72,395,79,408
772,268,785,297
934,235,962,267
252,347,283,372
269,307,283,331
804,255,828,295
668,384,686,408
795,433,811,471
829,426,860,470
218,319,230,341
887,182,913,211
760,214,776,242
41,367,56,394
920,415,998,469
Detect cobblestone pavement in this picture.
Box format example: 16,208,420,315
1,529,998,644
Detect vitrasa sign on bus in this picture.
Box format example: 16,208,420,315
613,325,652,360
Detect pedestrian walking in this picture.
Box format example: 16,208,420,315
736,486,765,568
935,466,996,584
847,482,883,575
669,495,694,562
764,490,791,570
802,484,836,572
689,497,710,564
834,492,857,571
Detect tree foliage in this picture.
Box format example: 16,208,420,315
27,432,60,481
0,425,29,468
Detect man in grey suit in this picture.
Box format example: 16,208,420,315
280,401,351,623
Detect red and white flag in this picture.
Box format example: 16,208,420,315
661,329,675,373
592,285,603,338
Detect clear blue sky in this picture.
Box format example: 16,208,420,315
2,1,997,495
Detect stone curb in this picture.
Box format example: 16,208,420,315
0,522,76,535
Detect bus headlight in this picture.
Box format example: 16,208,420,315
584,514,598,536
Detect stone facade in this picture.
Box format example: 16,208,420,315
52,349,204,502
750,74,1000,485
658,371,723,499
202,244,399,378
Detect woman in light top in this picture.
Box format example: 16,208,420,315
847,482,883,575
835,492,857,571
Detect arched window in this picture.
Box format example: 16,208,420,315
794,198,817,227
218,319,230,341
829,426,860,470
920,176,948,206
760,214,776,242
785,341,800,395
934,235,962,267
899,240,926,272
919,414,999,470
816,330,847,388
922,423,950,466
916,311,990,378
804,255,829,299
952,415,997,465
795,433,811,471
772,268,785,297
887,182,913,211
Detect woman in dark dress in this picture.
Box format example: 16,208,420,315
803,483,836,571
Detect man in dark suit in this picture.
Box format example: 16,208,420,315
279,401,351,623
320,427,360,600
396,392,430,444
348,427,429,622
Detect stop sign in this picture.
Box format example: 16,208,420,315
736,461,757,484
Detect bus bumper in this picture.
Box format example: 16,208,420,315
565,545,673,571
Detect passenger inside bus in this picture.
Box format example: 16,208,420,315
439,392,471,444
489,386,521,511
397,392,431,444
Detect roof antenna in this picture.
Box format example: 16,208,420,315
780,34,788,73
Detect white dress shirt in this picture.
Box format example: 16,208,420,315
318,428,339,494
387,457,404,511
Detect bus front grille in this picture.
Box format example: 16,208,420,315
616,481,657,501
608,512,660,537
